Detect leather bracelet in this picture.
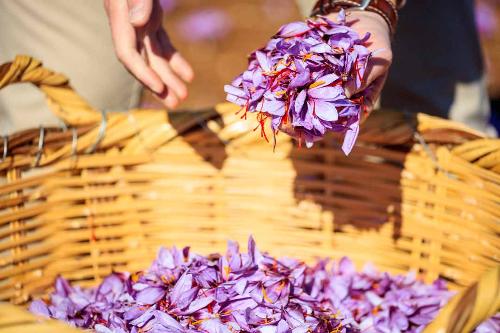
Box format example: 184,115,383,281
311,0,399,35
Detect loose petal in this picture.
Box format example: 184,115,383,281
136,287,165,305
342,122,360,155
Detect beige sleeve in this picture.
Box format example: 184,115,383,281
0,0,142,134
295,0,317,17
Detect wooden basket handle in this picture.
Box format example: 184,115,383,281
0,55,101,126
424,265,500,333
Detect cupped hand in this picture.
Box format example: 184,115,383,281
104,0,194,109
281,11,392,143
333,10,393,120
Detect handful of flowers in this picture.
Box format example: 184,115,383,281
224,11,371,154
30,238,499,333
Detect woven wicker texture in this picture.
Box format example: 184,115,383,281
0,56,498,332
0,302,81,333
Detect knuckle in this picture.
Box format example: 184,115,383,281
115,47,128,64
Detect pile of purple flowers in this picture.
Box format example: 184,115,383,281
30,238,499,333
224,11,371,154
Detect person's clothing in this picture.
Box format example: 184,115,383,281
295,0,316,17
295,0,495,135
0,0,141,134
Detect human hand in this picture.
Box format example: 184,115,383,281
104,0,194,109
331,10,393,121
281,11,392,143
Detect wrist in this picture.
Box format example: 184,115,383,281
312,0,400,35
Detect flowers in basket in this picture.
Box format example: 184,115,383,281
224,11,371,154
30,237,499,333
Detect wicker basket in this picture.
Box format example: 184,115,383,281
0,55,498,333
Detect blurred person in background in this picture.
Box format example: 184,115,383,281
297,0,496,135
0,1,140,133
0,0,192,134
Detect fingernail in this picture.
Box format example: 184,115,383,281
129,2,144,23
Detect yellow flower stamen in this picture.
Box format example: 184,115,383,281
262,287,273,303
224,265,231,277
309,80,326,89
191,318,209,325
303,53,313,61
276,280,287,292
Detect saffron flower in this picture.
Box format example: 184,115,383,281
225,11,371,154
30,238,499,333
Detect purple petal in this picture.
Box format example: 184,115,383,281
339,257,356,275
295,90,307,113
154,311,185,332
181,296,213,315
262,99,285,116
277,319,290,333
312,117,326,135
256,51,272,72
224,85,246,98
95,324,113,333
170,274,198,309
314,101,338,121
130,306,156,327
226,94,246,106
136,287,165,305
290,68,311,88
29,300,51,318
200,318,233,333
342,122,359,155
392,310,409,331
308,86,343,100
310,42,333,54
278,22,311,37
315,73,340,87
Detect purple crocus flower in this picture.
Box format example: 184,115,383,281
30,238,498,333
225,11,371,154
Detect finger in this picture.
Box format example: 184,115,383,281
360,73,387,123
341,11,392,95
107,0,164,93
158,30,195,82
362,49,392,90
156,87,180,109
144,34,188,100
127,0,154,27
345,49,392,98
169,52,195,83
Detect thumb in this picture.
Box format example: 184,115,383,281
345,50,392,98
360,72,387,123
128,0,153,27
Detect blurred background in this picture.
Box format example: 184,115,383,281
146,0,300,109
144,0,500,132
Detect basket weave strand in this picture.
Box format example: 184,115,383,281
0,55,100,125
0,56,499,333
